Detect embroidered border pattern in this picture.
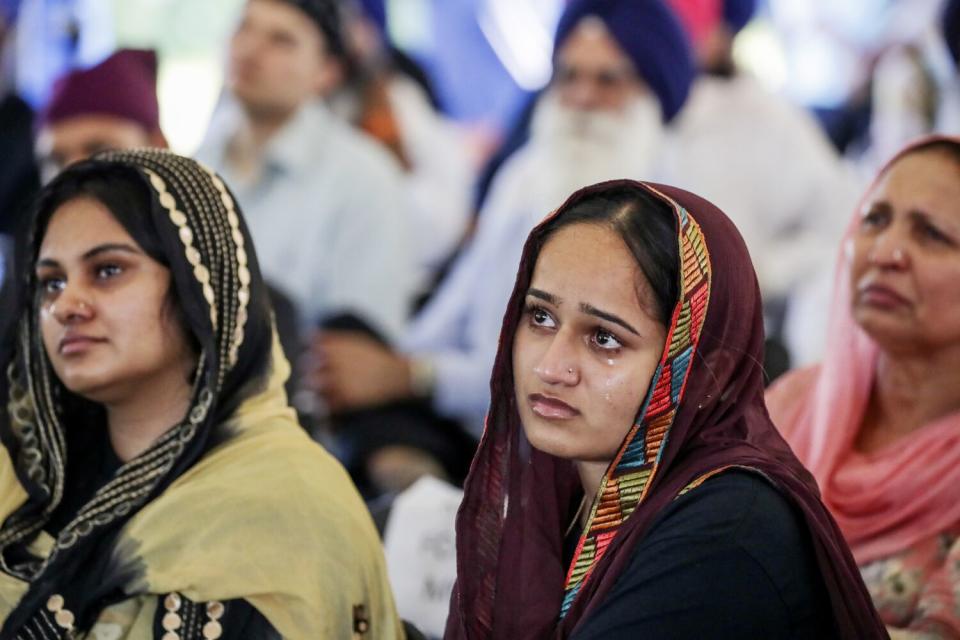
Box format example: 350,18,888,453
560,199,713,616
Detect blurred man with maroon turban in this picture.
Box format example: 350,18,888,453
35,49,167,182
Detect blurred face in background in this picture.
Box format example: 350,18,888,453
229,0,343,120
527,18,664,211
36,116,159,183
552,17,645,114
849,148,960,355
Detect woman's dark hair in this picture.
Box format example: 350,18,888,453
32,167,167,267
538,184,680,326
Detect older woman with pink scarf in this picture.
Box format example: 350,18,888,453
767,135,960,638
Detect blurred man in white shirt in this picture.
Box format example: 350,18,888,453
197,0,417,341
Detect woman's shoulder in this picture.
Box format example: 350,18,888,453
117,424,400,638
134,422,382,556
646,471,833,620
766,364,821,406
646,471,811,553
572,471,836,639
189,424,371,522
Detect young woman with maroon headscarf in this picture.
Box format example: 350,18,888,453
445,180,885,638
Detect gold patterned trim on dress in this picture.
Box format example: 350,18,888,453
162,592,225,640
46,594,75,632
353,604,370,637
143,168,218,331
6,360,42,483
198,165,249,369
50,387,214,553
0,326,68,579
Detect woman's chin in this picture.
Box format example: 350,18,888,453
855,313,922,352
57,371,117,404
522,419,574,458
522,416,598,462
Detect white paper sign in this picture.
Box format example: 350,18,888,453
383,476,463,639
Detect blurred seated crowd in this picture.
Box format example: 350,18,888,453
2,0,960,636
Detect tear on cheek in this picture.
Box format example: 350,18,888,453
601,376,624,404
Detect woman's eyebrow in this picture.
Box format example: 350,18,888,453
861,201,891,215
529,287,641,335
528,288,560,305
579,303,640,336
907,209,960,234
36,243,142,269
81,243,142,260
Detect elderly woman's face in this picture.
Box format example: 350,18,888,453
850,149,960,353
513,223,667,464
35,197,196,406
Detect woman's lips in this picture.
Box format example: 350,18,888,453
529,393,580,420
59,335,106,355
858,283,910,310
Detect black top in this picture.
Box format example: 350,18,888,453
571,471,838,639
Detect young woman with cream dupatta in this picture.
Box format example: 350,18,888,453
0,149,402,638
768,135,960,637
445,180,885,638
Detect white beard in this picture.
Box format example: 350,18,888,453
524,92,666,213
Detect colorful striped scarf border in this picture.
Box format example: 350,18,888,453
560,199,712,616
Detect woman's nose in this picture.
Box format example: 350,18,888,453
50,288,94,325
533,335,580,386
867,230,910,269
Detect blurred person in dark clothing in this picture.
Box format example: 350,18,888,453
0,0,39,323
0,0,39,235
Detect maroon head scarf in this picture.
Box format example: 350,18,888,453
445,180,886,639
